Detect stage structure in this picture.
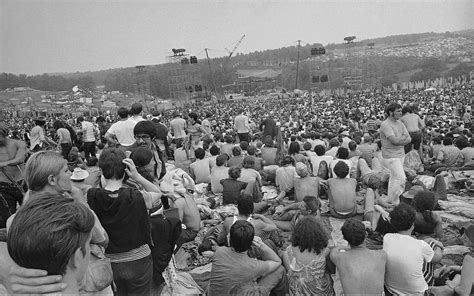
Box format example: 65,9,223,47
363,42,379,89
167,48,203,102
309,46,329,91
343,36,363,90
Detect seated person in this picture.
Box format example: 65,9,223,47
261,136,278,166
220,134,235,158
7,194,95,295
310,145,333,177
358,157,390,190
329,147,352,179
208,220,285,296
189,148,212,184
168,183,201,250
275,156,296,200
429,254,474,296
282,216,335,295
426,137,464,172
221,167,254,205
330,219,386,295
383,203,435,295
173,139,191,174
247,145,264,171
294,162,320,202
412,190,444,239
328,161,357,218
227,146,245,168
238,156,263,202
210,155,229,194
301,141,316,158
272,195,320,232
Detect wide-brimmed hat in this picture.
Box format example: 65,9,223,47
70,168,89,181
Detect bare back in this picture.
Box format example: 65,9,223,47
172,193,201,231
330,247,386,295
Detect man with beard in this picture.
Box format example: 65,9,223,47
0,125,27,222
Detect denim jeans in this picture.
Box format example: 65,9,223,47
111,255,153,296
83,141,96,161
382,157,406,204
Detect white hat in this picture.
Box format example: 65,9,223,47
70,168,89,181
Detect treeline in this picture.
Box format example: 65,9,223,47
0,73,95,91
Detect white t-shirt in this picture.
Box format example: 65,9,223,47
310,155,333,176
107,119,137,146
383,233,434,295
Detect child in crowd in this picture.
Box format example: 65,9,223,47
247,145,264,171
84,156,101,188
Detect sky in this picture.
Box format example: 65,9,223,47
1,0,472,75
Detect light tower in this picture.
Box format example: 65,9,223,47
167,49,203,104
343,36,363,90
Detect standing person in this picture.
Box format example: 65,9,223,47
186,112,208,158
30,117,55,151
260,115,277,142
77,116,98,162
53,120,72,160
379,103,411,205
400,105,425,155
87,148,162,296
0,125,27,219
201,112,213,141
151,111,171,160
170,111,187,143
330,219,386,295
234,108,251,143
463,110,471,130
129,103,145,122
105,107,137,150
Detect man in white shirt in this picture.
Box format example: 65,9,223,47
169,111,187,142
77,116,98,161
234,108,250,143
379,103,411,205
129,103,145,122
105,107,137,150
383,203,434,295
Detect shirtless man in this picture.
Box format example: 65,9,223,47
170,191,201,249
0,125,27,217
330,219,387,295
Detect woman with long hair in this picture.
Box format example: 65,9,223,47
282,216,335,295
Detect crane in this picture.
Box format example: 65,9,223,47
225,34,245,60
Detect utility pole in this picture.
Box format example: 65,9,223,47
295,40,301,90
205,48,215,93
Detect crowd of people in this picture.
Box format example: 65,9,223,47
0,81,473,295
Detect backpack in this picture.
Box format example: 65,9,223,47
317,160,329,180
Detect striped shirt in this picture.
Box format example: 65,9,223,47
81,121,96,142
107,244,151,263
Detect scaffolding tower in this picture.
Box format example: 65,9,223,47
167,49,203,102
343,36,363,90
309,46,330,92
363,42,379,89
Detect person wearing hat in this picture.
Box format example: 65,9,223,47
294,161,319,202
70,167,91,197
0,124,27,222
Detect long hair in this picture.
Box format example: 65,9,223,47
25,151,65,191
